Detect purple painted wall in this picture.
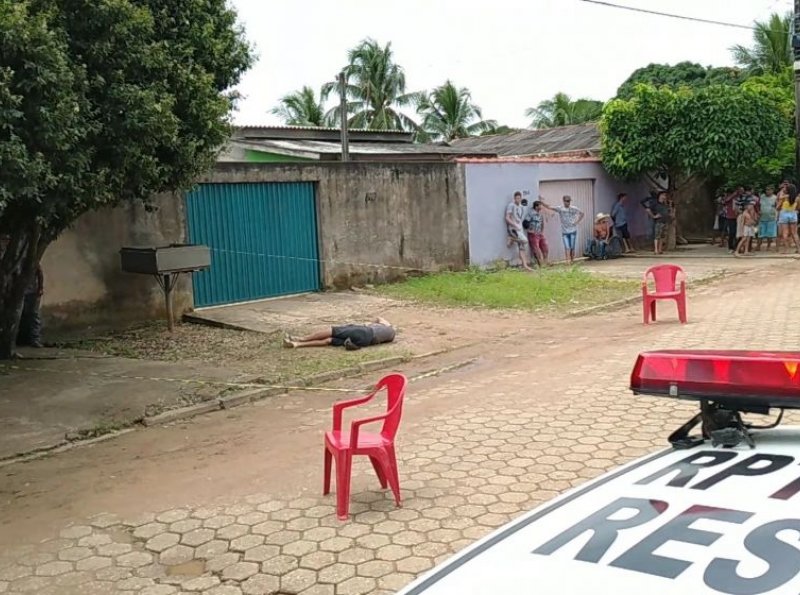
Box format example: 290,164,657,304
463,161,651,266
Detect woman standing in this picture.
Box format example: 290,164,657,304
777,184,800,254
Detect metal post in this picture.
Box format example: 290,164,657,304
794,0,800,182
339,71,349,162
163,273,175,333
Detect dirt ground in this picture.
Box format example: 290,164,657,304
1,261,782,543
1,259,797,595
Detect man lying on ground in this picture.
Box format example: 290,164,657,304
283,317,396,350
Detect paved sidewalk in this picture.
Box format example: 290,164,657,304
0,262,798,595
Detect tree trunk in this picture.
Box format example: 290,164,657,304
0,228,44,359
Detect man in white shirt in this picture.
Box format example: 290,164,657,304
505,191,533,271
541,195,585,264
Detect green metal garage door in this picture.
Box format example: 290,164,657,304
186,182,320,307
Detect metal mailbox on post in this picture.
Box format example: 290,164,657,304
120,244,211,331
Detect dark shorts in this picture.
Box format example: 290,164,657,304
331,325,374,347
615,224,630,239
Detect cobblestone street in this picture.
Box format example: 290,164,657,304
1,262,797,595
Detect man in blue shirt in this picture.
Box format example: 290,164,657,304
611,193,634,253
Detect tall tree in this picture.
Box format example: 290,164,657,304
415,81,497,142
616,62,745,99
525,92,603,129
601,84,787,247
0,0,251,359
323,38,417,131
271,86,329,127
731,12,792,76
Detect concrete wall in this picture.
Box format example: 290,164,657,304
464,162,651,266
40,193,191,332
40,162,467,330
208,162,468,288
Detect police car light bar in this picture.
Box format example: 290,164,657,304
630,350,800,409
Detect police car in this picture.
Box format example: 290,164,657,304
398,350,800,595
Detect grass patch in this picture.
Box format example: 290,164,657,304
378,266,639,311
60,322,412,382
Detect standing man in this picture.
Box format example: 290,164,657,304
18,264,44,348
640,190,658,244
524,200,548,268
505,191,533,271
541,195,584,265
0,234,44,348
652,191,672,255
611,193,634,253
722,187,743,254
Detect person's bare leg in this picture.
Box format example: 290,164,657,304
532,245,544,268
292,338,333,348
519,247,533,271
295,328,333,342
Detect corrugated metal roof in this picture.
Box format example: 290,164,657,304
449,123,601,157
225,139,496,162
234,124,409,135
456,153,601,164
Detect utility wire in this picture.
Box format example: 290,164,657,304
578,0,757,31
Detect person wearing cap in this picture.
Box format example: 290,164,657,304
283,317,396,350
540,195,584,265
587,213,612,260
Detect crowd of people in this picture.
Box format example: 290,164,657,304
504,190,671,268
714,182,800,256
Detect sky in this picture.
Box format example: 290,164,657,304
229,0,791,129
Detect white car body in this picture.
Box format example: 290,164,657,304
397,428,800,595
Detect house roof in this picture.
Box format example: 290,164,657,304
222,139,496,163
449,123,601,157
234,125,415,144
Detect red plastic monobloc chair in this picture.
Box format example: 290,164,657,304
323,373,407,520
642,264,687,324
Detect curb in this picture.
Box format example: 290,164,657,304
140,352,444,427
566,269,740,318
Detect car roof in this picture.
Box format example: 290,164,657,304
398,427,800,595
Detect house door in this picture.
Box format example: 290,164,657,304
186,182,321,308
538,180,595,258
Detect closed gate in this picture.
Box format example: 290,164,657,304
186,182,320,307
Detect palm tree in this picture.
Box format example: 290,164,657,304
323,38,418,131
731,12,792,75
415,81,497,142
525,92,604,129
271,86,329,127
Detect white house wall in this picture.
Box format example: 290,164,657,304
464,162,652,266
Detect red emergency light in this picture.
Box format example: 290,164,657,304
631,350,800,409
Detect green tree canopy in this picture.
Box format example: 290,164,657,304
616,62,745,99
271,86,330,127
731,12,792,76
323,38,417,131
0,0,251,358
525,92,603,129
601,84,787,189
415,81,496,142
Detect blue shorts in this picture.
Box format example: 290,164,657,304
562,232,577,250
779,211,798,225
758,220,777,238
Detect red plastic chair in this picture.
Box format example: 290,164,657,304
323,373,407,520
642,264,687,324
